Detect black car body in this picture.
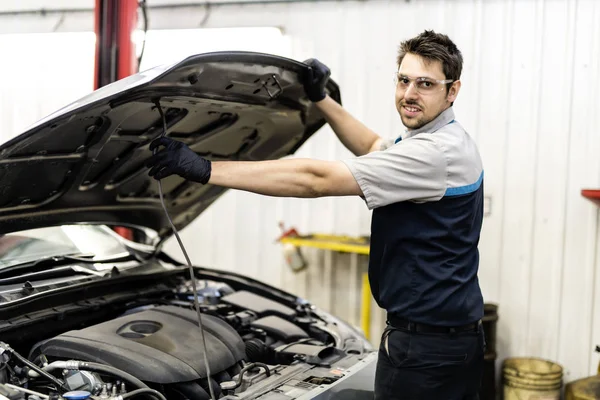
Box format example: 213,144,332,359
0,52,376,400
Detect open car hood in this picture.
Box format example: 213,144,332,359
0,51,340,240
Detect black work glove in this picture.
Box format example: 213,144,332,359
303,58,331,102
145,137,211,183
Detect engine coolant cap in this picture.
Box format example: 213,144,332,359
63,391,91,400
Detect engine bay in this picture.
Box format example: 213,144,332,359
0,272,372,400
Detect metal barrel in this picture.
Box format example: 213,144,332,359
502,357,563,400
564,374,600,400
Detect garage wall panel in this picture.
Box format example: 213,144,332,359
526,0,573,364
1,0,600,384
557,0,600,381
497,0,541,360
472,0,510,306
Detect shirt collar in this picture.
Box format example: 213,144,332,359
400,107,456,141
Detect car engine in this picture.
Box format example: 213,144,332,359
0,275,372,400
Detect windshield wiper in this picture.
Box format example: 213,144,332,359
0,252,136,278
0,265,107,286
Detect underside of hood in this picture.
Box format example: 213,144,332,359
0,52,341,239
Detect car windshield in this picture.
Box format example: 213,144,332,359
0,225,130,269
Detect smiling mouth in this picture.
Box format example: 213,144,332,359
403,105,422,113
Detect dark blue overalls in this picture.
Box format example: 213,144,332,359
342,107,486,399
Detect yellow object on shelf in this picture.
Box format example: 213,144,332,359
279,234,370,255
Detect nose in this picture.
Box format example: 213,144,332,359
404,82,419,98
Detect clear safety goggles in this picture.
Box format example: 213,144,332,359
393,73,454,95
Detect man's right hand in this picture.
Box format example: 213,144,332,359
302,58,331,102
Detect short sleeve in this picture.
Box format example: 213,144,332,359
342,134,447,209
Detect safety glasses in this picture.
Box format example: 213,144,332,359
393,73,454,95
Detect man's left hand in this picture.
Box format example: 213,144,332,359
145,137,212,183
302,58,331,102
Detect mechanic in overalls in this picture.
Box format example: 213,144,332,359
145,30,486,399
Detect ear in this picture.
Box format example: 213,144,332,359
447,80,461,103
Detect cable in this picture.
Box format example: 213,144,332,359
119,388,167,400
272,337,324,354
0,342,68,392
198,1,211,27
153,99,217,400
4,383,49,399
227,362,271,391
137,0,148,70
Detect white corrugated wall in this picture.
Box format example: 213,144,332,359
1,0,600,385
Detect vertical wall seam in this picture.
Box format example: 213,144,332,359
472,0,485,144
556,0,579,362
525,0,546,353
496,0,516,302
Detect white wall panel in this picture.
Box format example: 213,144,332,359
557,0,600,381
473,0,509,316
0,32,95,143
1,0,600,385
526,0,573,366
497,0,540,361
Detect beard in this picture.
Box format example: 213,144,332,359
398,100,436,130
400,114,429,129
400,110,435,130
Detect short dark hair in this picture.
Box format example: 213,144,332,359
397,30,463,90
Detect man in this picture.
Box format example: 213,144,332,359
146,30,485,399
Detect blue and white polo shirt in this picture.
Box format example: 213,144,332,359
342,107,484,326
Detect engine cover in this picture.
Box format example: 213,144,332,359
33,305,246,384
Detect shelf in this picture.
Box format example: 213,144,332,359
279,234,370,255
278,232,372,339
582,189,600,207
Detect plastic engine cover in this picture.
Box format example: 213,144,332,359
34,305,246,384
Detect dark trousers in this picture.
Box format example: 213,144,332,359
374,320,485,400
